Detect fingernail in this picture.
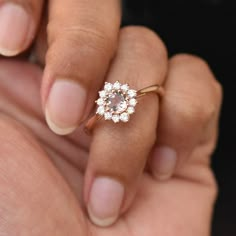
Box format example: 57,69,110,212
0,3,32,56
46,79,86,135
88,177,124,227
151,146,177,180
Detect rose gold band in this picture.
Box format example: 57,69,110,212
136,84,165,98
85,84,164,134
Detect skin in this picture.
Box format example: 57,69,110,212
0,53,222,235
0,0,222,234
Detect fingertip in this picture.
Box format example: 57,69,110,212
45,108,77,135
0,2,36,56
150,146,177,181
0,47,21,57
88,206,118,227
87,177,124,227
45,79,87,135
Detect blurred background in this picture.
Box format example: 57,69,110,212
122,0,235,235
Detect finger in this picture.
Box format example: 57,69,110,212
0,115,88,235
0,0,44,56
149,54,223,180
33,5,48,65
42,0,121,135
84,26,168,227
0,59,89,177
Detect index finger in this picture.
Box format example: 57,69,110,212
42,0,121,135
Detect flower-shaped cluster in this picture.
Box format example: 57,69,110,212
96,81,137,123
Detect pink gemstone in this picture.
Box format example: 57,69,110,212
108,92,127,113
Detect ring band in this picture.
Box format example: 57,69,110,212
85,81,164,133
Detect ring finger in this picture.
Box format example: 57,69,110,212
84,26,168,227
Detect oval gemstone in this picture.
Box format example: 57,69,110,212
107,92,127,113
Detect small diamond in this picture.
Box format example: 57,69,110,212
128,89,137,98
112,115,120,123
129,98,137,106
104,83,113,92
120,112,129,122
121,84,129,92
96,98,104,106
99,90,106,98
104,112,112,120
96,82,139,123
96,106,105,115
113,81,121,90
127,106,135,114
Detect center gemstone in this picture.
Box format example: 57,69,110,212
107,91,127,113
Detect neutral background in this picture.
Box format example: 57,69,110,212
122,1,236,235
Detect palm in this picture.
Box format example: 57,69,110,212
0,60,215,236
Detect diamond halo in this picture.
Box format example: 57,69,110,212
96,81,138,123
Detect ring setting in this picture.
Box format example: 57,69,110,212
96,81,137,123
85,81,164,133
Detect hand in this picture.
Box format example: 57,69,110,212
0,26,222,235
0,0,121,134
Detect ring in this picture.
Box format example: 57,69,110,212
85,81,164,133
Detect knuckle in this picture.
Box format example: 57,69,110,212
171,93,217,127
170,54,222,124
171,54,210,70
180,102,204,125
120,26,168,62
46,23,116,85
47,22,115,58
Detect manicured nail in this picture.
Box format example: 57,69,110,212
46,79,86,135
88,177,124,227
0,3,32,56
151,146,177,180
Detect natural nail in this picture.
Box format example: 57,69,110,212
0,3,32,56
88,177,124,227
46,79,86,135
151,146,177,180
